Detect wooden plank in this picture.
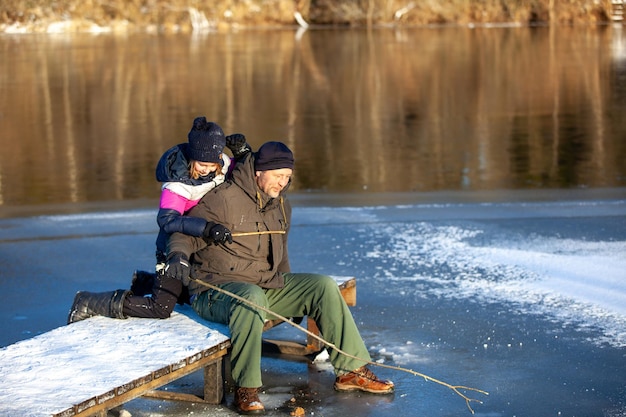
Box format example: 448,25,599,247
142,346,226,404
203,350,225,403
338,277,357,306
53,345,229,417
262,338,316,356
306,318,324,352
142,390,205,403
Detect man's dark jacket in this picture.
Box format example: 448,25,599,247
167,152,292,296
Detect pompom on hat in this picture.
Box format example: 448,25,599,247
254,141,295,171
187,117,226,163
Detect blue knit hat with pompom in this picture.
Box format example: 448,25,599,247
187,117,225,163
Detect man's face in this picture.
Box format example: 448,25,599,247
255,168,293,198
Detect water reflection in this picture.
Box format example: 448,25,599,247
0,27,625,210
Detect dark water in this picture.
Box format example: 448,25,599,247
1,26,626,217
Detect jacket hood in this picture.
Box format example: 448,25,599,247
155,144,219,185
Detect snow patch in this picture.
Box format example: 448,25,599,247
366,222,626,347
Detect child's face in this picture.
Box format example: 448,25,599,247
192,160,220,177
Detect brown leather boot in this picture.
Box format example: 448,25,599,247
234,386,265,415
334,366,395,394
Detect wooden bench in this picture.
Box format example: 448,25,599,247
0,309,230,417
0,276,355,417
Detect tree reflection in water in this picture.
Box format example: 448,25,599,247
0,27,625,210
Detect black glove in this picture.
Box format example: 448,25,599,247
164,252,191,285
225,133,252,160
203,222,233,245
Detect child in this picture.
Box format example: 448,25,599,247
67,117,250,323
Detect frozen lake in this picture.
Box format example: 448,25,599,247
0,189,625,416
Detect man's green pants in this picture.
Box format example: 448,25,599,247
192,273,371,388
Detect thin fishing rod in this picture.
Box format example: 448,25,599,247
230,231,286,237
190,278,488,414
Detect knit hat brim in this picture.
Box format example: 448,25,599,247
254,141,295,171
188,146,223,164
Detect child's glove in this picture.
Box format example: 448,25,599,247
164,252,191,285
225,133,252,160
203,222,233,245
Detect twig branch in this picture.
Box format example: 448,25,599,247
192,279,489,414
231,230,286,237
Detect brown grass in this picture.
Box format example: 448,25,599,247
0,0,619,33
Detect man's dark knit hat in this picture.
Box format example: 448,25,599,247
254,141,295,171
187,117,225,163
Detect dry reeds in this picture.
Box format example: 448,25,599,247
0,0,617,33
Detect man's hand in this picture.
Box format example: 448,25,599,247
203,222,233,245
164,252,191,285
225,133,251,160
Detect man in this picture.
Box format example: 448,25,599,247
165,141,394,415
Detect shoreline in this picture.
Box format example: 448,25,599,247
1,187,625,220
1,1,622,34
2,20,623,35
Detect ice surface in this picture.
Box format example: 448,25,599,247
0,194,625,416
365,221,626,347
